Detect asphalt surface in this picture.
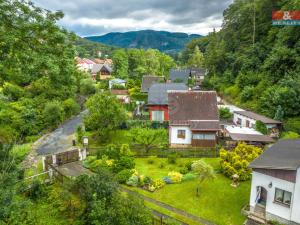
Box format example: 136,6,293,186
36,111,87,155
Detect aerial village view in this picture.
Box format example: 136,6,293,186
0,0,299,225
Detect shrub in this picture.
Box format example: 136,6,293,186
255,120,268,135
162,176,172,184
185,161,193,171
168,171,183,183
43,100,64,128
147,156,157,164
220,142,262,181
284,118,300,134
113,156,135,173
143,176,153,185
80,78,96,95
159,162,166,169
182,173,197,182
281,131,300,139
179,167,189,175
219,107,233,120
167,154,177,164
153,179,165,189
126,174,139,187
116,169,133,184
63,98,80,118
26,180,47,201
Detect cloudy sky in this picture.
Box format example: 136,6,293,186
32,0,233,37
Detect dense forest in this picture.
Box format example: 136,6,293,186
182,0,300,130
85,30,201,54
74,36,118,58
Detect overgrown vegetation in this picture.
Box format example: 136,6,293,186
0,0,87,143
182,0,300,134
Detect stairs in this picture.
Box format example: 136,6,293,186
245,204,266,225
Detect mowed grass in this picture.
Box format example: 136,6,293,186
132,158,250,225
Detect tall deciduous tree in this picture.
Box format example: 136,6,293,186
84,92,127,141
112,49,128,79
129,128,167,153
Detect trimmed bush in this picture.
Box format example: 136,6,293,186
126,174,139,187
185,161,193,171
179,167,189,175
168,171,183,183
116,169,134,184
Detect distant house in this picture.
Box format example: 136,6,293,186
248,139,300,225
141,75,165,93
168,91,220,148
109,78,126,89
147,83,188,121
91,64,112,80
190,67,206,85
93,58,113,65
223,125,275,148
75,57,95,71
169,69,191,84
233,111,282,134
111,89,130,104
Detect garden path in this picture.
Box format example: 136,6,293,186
121,187,216,225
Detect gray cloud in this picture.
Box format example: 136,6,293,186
32,0,232,36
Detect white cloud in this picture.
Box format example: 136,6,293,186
33,0,232,36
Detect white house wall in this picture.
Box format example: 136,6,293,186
291,168,300,223
233,113,257,128
233,113,278,129
250,171,296,222
170,126,191,145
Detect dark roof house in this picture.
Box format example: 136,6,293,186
169,69,191,83
168,91,220,131
148,83,188,105
250,139,300,170
141,75,165,93
234,111,282,125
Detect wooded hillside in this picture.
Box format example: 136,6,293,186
184,0,300,123
0,1,82,143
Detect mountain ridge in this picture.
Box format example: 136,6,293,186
85,30,202,53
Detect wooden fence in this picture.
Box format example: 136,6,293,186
88,145,219,158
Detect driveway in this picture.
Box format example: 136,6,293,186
56,161,94,177
36,110,87,155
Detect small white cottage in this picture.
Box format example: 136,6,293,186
248,139,300,225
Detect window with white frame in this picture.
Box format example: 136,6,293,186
152,111,164,121
192,133,215,140
274,188,292,206
177,130,186,139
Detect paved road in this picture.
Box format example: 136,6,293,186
36,111,87,155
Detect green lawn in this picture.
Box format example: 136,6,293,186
132,158,250,225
